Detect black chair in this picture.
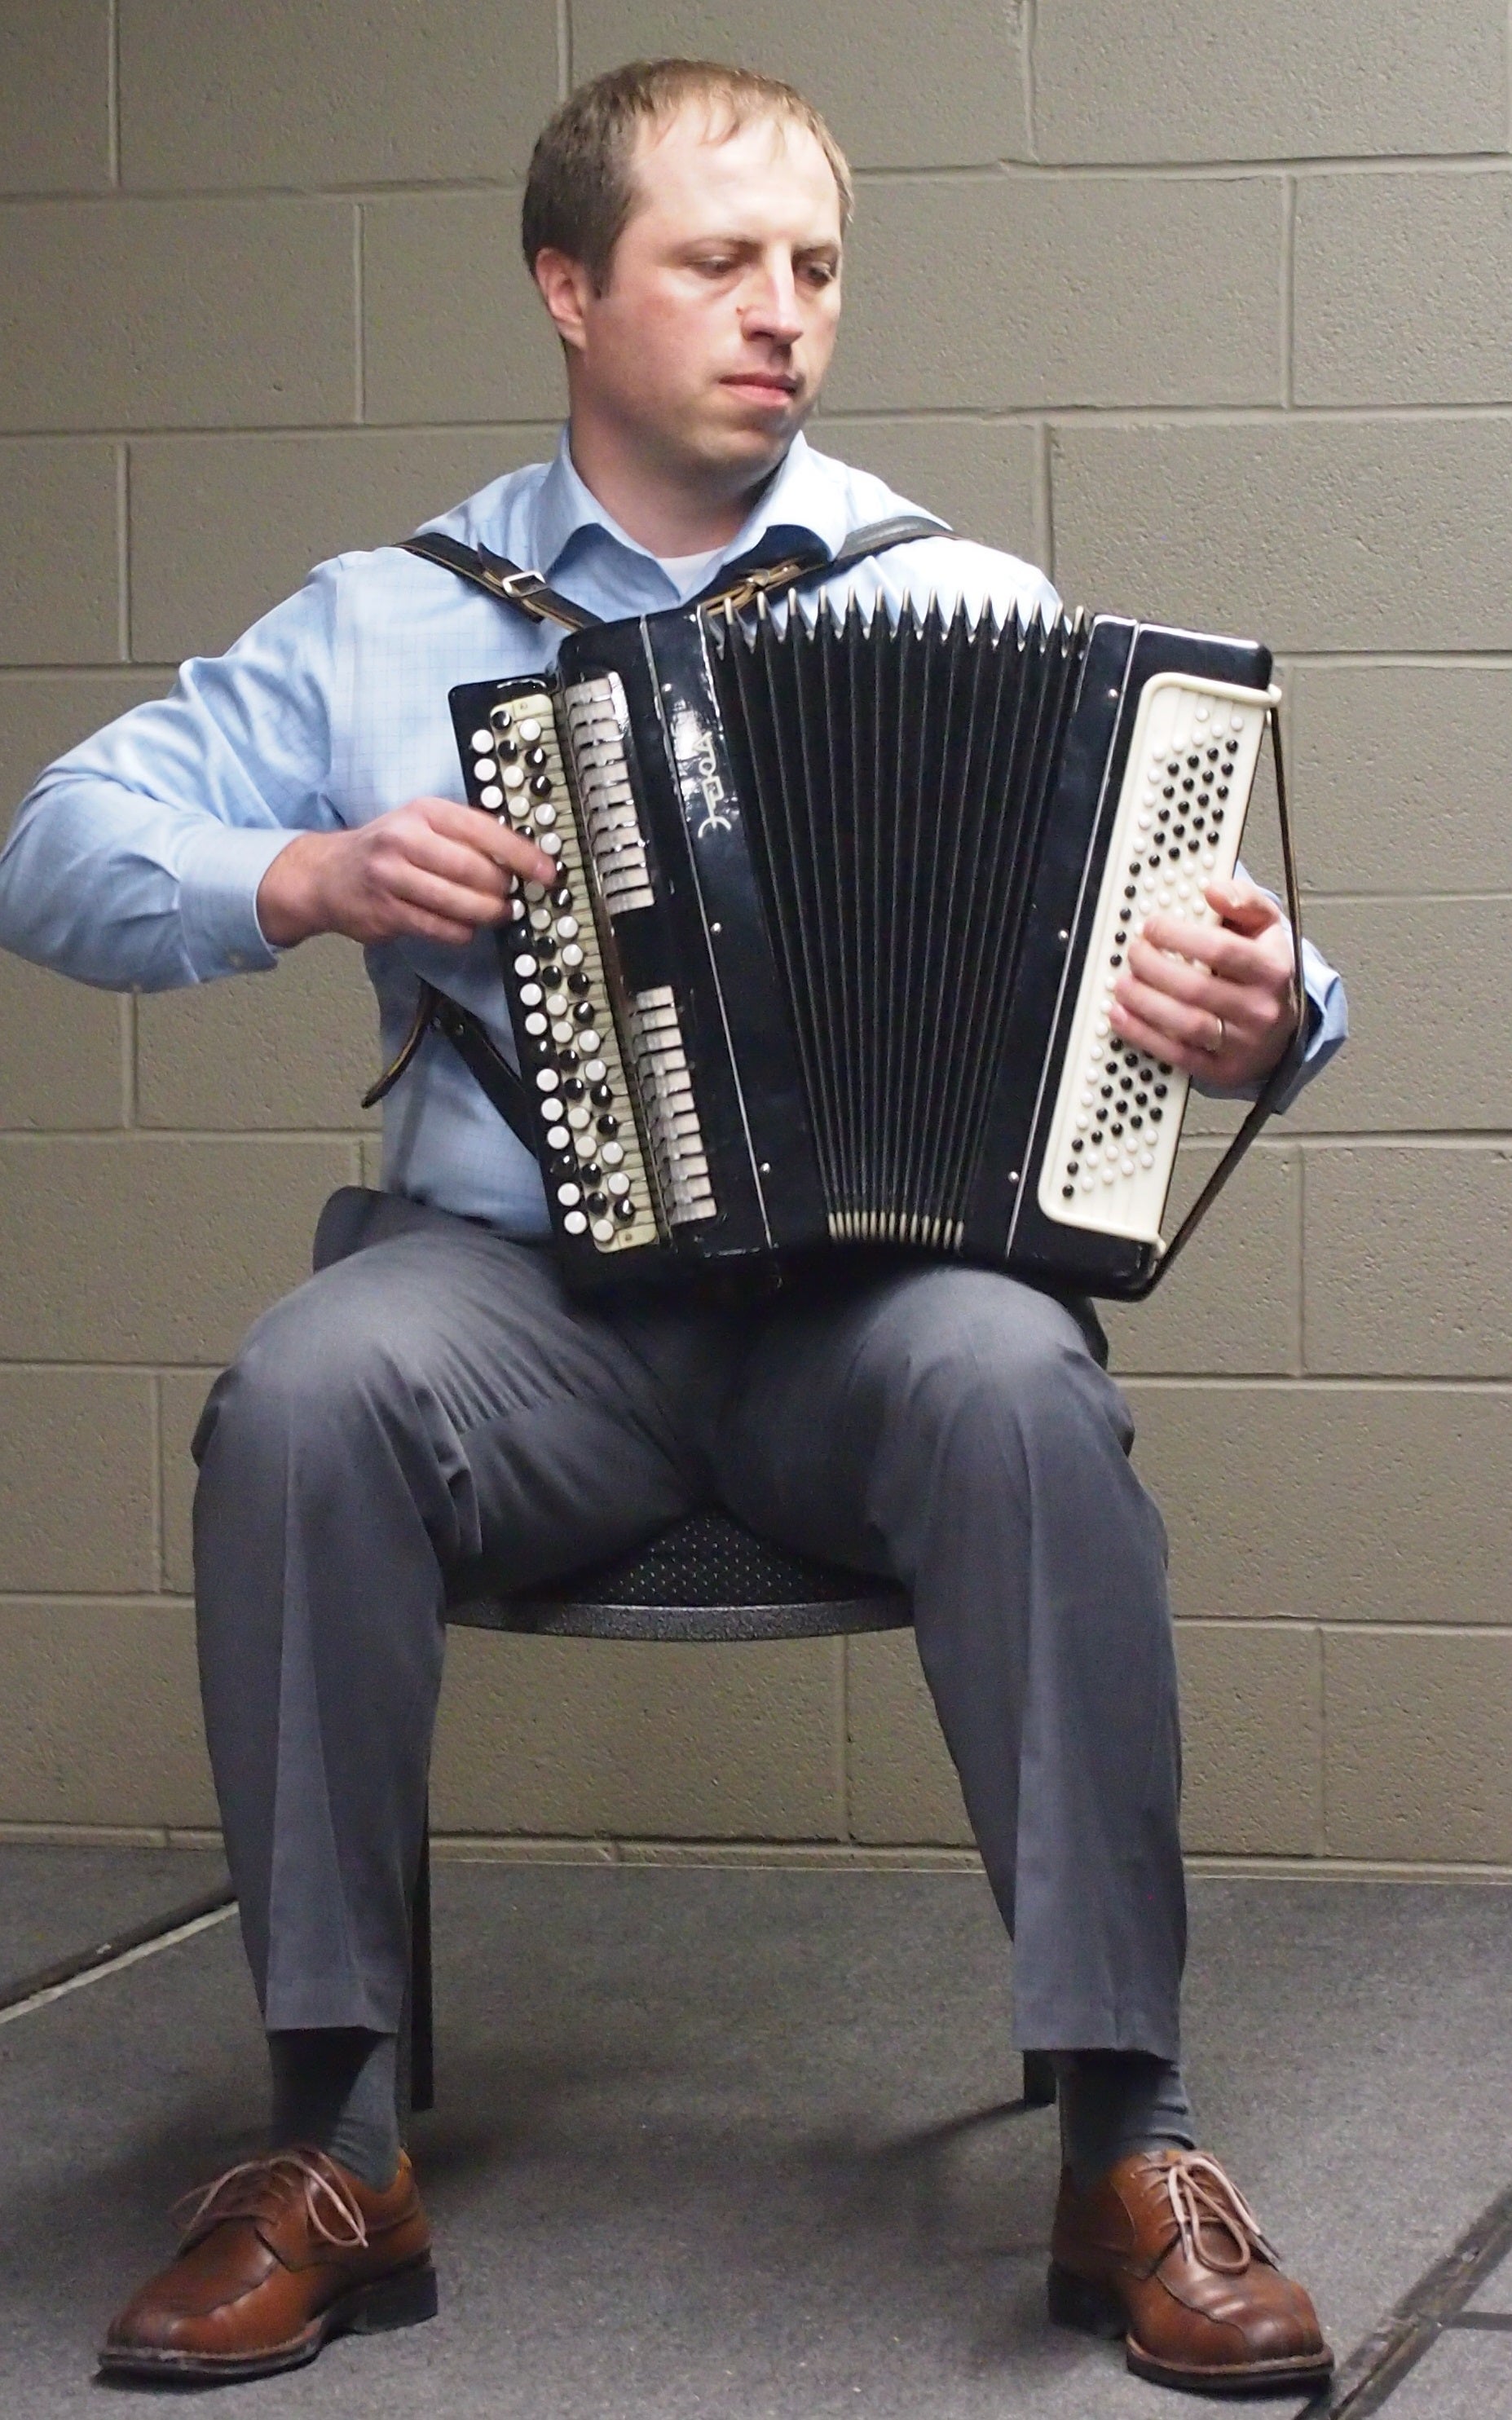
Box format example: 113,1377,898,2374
406,1506,1056,2113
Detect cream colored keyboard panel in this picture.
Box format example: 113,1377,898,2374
1037,673,1278,1246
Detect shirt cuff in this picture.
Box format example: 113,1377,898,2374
175,824,301,980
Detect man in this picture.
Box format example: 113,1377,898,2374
0,60,1346,2397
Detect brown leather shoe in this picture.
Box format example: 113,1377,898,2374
98,2145,436,2383
1049,2147,1333,2395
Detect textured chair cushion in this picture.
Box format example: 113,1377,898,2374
451,1507,911,1643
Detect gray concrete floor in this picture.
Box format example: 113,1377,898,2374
0,1845,228,1995
2,1852,1512,2416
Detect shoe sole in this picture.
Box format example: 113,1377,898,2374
97,2255,439,2383
1048,2262,1335,2396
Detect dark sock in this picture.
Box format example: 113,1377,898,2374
267,2028,401,2192
1053,2051,1196,2191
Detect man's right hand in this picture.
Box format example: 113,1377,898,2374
256,799,557,950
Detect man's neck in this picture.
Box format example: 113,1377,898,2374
564,413,782,558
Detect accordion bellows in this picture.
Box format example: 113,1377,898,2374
451,591,1275,1297
717,599,1084,1254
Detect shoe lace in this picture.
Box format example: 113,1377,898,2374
172,2148,370,2252
1164,2151,1280,2277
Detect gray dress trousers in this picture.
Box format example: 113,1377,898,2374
192,1188,1183,2061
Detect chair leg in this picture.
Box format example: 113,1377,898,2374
1021,2050,1056,2107
406,1812,435,2116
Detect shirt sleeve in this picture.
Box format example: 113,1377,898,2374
0,562,342,992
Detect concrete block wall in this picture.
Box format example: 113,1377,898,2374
1,1,1507,1870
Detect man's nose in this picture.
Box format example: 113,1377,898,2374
740,256,804,342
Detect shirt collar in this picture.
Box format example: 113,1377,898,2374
529,426,852,594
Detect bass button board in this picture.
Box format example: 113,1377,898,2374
483,694,662,1257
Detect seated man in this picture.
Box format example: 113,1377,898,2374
0,58,1346,2399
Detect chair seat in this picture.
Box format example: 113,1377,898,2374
450,1507,911,1643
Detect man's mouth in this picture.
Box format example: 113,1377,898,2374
721,372,800,404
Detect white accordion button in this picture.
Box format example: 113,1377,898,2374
470,729,493,752
513,955,536,978
536,1069,559,1092
546,1124,569,1151
518,717,542,742
556,916,579,940
557,1184,581,1206
480,786,502,809
563,1210,588,1235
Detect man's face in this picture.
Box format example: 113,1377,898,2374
547,105,844,495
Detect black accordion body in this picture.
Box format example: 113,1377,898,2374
450,595,1279,1298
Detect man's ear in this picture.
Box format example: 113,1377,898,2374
532,248,596,355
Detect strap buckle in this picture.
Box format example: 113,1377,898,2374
702,557,813,617
479,562,549,608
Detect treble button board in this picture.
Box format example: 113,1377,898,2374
1036,671,1276,1248
469,694,662,1258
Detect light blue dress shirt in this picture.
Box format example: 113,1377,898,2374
0,430,1346,1238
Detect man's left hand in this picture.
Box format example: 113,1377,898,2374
1109,876,1299,1088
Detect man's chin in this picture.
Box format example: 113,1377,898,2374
705,396,809,469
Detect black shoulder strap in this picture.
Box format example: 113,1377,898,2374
400,511,954,633
400,531,602,631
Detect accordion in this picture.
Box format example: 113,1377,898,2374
449,594,1287,1298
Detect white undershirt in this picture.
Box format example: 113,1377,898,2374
656,547,723,597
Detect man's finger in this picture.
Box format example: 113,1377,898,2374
406,796,555,887
1204,878,1282,935
386,863,518,932
1131,916,1276,991
380,822,513,897
1107,996,1214,1079
1136,910,1286,992
1114,964,1238,1058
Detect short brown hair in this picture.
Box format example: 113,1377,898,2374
522,59,853,293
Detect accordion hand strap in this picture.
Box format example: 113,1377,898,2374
362,976,537,1150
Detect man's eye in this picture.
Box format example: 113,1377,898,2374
694,257,736,276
